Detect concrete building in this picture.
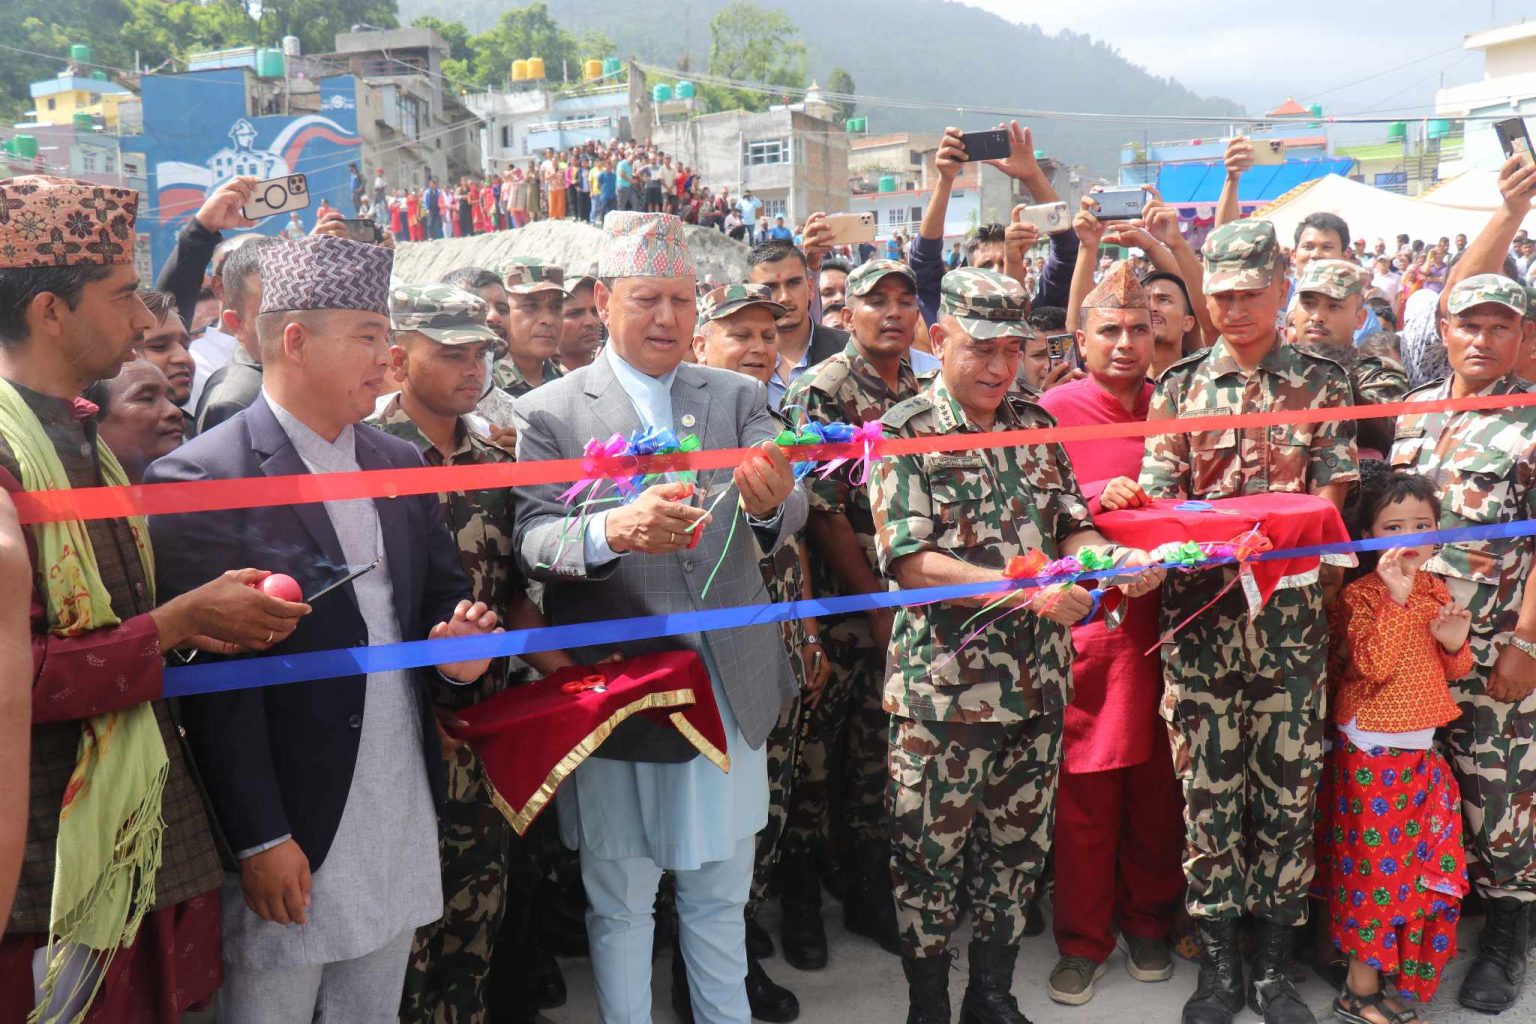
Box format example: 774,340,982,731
1435,21,1536,173
848,132,941,191
27,72,135,130
651,107,850,225
466,65,647,172
328,27,482,189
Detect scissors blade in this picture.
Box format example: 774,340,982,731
304,558,380,603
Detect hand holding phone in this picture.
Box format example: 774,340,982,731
1015,201,1069,233
959,129,1011,162
822,212,876,246
1090,186,1148,222
1496,117,1536,167
242,174,310,220
1046,332,1079,371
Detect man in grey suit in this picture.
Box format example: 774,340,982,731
512,211,806,1024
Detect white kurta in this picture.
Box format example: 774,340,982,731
220,396,443,969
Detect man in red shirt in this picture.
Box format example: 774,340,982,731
1037,263,1185,1007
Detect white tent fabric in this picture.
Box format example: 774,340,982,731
1250,175,1505,246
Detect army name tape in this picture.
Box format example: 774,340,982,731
13,390,1536,526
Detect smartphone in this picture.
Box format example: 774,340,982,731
340,218,380,244
1046,332,1079,371
1250,138,1285,166
1015,201,1069,233
822,211,876,246
959,129,1011,162
241,173,310,220
1495,117,1536,166
1092,186,1146,221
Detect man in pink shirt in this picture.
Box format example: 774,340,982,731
1037,263,1185,1007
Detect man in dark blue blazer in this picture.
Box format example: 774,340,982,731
147,235,500,1021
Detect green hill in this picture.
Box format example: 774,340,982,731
397,0,1245,173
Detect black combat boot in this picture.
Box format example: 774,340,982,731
1181,919,1244,1024
777,852,829,970
903,952,953,1024
1458,896,1530,1013
747,954,800,1022
957,939,1029,1024
1247,919,1312,1024
747,910,774,960
843,841,901,955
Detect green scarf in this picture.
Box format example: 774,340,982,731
0,379,168,1024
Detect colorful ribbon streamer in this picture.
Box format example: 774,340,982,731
161,517,1536,698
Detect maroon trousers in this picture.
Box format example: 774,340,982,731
1051,734,1186,962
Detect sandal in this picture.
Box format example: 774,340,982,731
1333,988,1412,1024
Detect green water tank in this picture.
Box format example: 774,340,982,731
72,112,93,130
90,70,108,82
12,135,38,159
1427,118,1454,140
1387,121,1407,141
256,48,286,78
69,44,92,64
653,82,672,103
603,58,622,76
676,80,695,99
878,174,897,192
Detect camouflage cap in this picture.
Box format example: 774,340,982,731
563,261,600,294
1295,258,1368,300
938,267,1034,340
1524,286,1536,321
389,283,502,346
695,283,787,328
1201,220,1281,295
1446,273,1528,317
846,258,916,298
499,258,566,294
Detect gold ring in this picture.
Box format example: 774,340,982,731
670,532,678,545
265,630,275,645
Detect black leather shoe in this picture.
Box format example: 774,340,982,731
903,952,953,1024
1459,897,1530,1013
778,853,828,970
1247,919,1311,1024
747,913,775,960
747,955,800,1022
1181,919,1244,1024
957,939,1029,1024
531,949,566,1009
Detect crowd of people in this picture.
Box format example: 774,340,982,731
1,113,1535,1024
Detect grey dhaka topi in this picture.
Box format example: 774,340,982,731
257,234,394,316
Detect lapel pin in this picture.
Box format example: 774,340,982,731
681,413,696,428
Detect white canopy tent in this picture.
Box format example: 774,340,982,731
1249,174,1507,247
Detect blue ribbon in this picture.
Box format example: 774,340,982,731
162,518,1536,698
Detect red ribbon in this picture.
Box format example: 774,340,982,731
12,391,1534,525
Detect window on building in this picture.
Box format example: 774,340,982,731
910,150,922,165
396,94,424,140
105,154,115,173
745,137,789,165
886,206,909,230
910,206,922,223
80,150,98,173
501,125,512,149
47,98,56,111
762,198,787,220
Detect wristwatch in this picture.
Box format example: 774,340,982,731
1505,634,1536,661
803,634,822,646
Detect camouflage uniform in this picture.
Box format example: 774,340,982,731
375,285,529,1024
1140,221,1359,925
696,282,812,912
1294,259,1410,455
495,260,566,398
872,268,1087,957
1390,275,1536,903
781,259,925,858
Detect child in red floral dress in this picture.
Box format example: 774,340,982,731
1321,470,1472,1024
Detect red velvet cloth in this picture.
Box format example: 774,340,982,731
449,651,729,835
1096,494,1353,616
1039,376,1161,772
0,889,221,1023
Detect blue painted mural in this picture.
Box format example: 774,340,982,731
140,69,363,271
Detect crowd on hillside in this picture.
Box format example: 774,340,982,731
3,117,1536,1024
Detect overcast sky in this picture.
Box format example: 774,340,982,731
962,0,1536,120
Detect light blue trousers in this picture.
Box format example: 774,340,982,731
581,835,755,1024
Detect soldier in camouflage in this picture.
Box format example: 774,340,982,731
1140,220,1358,1024
872,266,1164,1024
690,282,829,1021
779,258,925,961
375,283,576,1024
437,266,519,446
1287,258,1410,457
1389,274,1536,1014
496,258,566,397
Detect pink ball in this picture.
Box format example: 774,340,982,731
256,573,303,603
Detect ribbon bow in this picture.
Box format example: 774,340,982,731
776,422,852,480
817,420,884,485
559,433,627,505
